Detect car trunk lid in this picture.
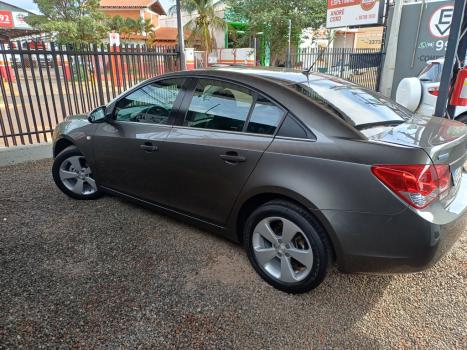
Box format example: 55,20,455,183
368,115,467,206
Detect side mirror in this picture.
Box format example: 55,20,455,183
88,106,114,123
88,106,106,123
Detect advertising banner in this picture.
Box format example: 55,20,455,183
326,0,384,28
391,0,455,97
0,10,13,28
12,12,31,29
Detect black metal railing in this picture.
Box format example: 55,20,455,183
0,42,179,147
276,48,383,91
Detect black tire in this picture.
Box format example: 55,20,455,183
52,145,102,200
456,113,467,124
244,200,332,293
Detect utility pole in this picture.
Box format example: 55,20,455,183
434,0,467,118
287,19,292,68
379,0,403,97
176,0,186,70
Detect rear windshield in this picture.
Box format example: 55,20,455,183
294,79,411,127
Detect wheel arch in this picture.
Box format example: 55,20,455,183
232,188,341,262
53,137,75,158
455,112,467,123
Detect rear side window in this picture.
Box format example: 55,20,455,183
184,79,253,132
246,96,285,135
277,114,309,139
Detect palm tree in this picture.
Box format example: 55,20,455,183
142,19,155,35
170,0,225,54
108,17,154,35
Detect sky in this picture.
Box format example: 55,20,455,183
8,0,175,14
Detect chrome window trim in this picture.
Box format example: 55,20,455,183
170,124,275,139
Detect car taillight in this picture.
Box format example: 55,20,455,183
371,164,451,209
428,87,439,96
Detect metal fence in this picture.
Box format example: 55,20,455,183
278,48,383,91
0,42,179,147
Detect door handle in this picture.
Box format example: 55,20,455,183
140,143,158,152
219,152,246,164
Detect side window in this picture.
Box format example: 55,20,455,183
114,79,183,124
184,79,253,132
277,114,310,139
246,95,284,135
418,63,440,82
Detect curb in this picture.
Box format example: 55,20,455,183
0,143,52,167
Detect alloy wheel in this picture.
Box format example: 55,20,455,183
59,155,97,196
252,216,314,283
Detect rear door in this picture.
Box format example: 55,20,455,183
93,78,185,202
164,78,286,225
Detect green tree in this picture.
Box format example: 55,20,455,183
225,0,327,64
26,0,109,45
107,16,156,46
170,0,226,53
107,16,154,36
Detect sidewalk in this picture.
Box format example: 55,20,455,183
0,142,51,166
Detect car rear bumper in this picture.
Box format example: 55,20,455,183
322,174,467,273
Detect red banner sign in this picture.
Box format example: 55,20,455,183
327,0,360,10
0,10,13,28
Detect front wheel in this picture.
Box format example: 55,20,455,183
244,200,332,293
52,145,102,200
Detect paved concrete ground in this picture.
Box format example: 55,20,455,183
1,159,466,349
0,143,51,167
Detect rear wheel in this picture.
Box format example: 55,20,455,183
52,145,102,200
456,113,467,124
244,200,331,293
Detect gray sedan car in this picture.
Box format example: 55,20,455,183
52,68,467,293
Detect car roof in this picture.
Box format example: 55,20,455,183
173,66,355,87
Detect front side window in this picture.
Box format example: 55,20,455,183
184,79,253,132
114,79,183,124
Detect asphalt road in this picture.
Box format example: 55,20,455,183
1,159,466,349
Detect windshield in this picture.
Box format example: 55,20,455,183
294,78,412,127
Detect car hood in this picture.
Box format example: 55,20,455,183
65,114,89,121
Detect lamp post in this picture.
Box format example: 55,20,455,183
287,18,292,68
176,0,186,70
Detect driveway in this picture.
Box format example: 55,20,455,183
1,159,466,349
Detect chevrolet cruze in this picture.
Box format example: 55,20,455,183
52,68,467,293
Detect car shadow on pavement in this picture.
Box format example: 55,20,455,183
111,197,395,349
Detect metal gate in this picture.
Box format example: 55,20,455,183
0,42,180,147
277,48,383,91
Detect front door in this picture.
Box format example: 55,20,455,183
165,78,286,225
92,78,185,204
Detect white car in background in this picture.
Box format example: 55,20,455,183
396,58,467,124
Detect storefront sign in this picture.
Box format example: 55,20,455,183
0,10,13,28
12,12,31,29
109,32,120,47
391,0,456,97
326,0,384,28
428,5,454,38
